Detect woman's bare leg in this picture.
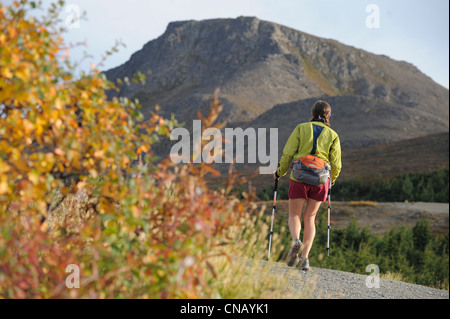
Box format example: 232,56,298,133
301,199,322,258
288,198,306,241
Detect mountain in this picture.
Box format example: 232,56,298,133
105,16,448,126
104,16,449,179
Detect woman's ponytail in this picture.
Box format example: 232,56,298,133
310,100,331,127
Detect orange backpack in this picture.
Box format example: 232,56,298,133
292,155,331,185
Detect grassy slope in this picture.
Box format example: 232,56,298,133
339,132,449,180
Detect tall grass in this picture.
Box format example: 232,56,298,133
200,206,318,298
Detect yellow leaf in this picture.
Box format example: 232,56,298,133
94,150,104,158
23,119,34,134
28,171,39,185
54,148,64,156
51,109,59,119
137,144,149,154
49,86,57,97
131,205,140,218
40,221,48,232
81,91,89,100
57,162,65,171
89,169,98,178
76,181,86,190
35,117,45,135
15,67,30,81
143,255,156,264
0,176,10,195
2,67,13,79
54,98,63,110
0,159,10,174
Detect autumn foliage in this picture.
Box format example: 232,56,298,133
0,1,255,298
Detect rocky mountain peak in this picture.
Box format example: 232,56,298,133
105,17,448,148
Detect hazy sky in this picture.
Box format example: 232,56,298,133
48,0,449,88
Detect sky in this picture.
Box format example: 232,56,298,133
38,0,450,88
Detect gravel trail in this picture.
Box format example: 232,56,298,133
239,258,449,299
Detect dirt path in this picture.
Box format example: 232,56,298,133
246,201,449,299
240,258,449,299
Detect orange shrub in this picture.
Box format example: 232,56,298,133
0,1,254,298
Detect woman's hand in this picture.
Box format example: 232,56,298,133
273,171,280,180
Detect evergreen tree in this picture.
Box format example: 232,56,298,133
401,175,414,201
413,219,431,252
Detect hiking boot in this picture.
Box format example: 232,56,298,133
296,257,310,271
286,239,303,267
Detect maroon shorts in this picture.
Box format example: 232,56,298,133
288,179,329,202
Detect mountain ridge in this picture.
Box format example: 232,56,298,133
105,16,448,122
104,16,449,172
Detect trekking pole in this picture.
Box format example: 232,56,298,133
326,172,332,256
267,163,280,260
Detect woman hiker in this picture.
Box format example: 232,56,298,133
273,100,342,270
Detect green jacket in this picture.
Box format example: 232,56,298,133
276,121,342,184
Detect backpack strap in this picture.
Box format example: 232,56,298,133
311,124,325,155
